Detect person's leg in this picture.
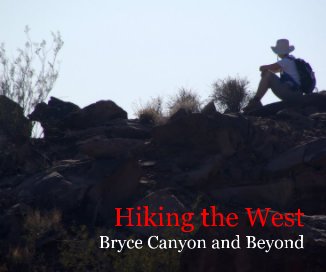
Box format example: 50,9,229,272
254,70,275,100
243,71,273,112
243,70,302,112
269,76,303,102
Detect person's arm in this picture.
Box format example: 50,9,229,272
259,63,282,73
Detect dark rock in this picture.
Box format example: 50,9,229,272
180,213,326,272
201,101,218,116
210,168,326,214
139,160,157,167
265,138,326,174
153,113,251,156
61,122,151,142
0,95,31,141
29,96,80,122
86,159,142,223
78,136,144,159
0,203,32,245
64,100,127,129
28,96,80,138
29,98,128,137
246,93,326,117
276,109,314,129
210,178,295,210
310,112,326,121
245,100,290,117
1,95,326,269
173,155,223,187
168,108,192,122
16,171,86,211
294,169,326,214
128,189,187,235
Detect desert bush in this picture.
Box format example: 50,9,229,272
167,88,202,116
134,96,165,125
211,76,252,113
0,26,63,116
6,209,63,271
60,225,115,271
24,209,62,241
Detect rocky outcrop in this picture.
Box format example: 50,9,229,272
64,100,128,129
0,94,326,271
28,96,80,138
180,213,326,272
0,95,31,142
29,97,128,138
153,112,251,157
246,91,326,117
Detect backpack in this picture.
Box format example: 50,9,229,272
293,58,316,94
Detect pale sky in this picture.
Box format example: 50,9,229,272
1,0,325,116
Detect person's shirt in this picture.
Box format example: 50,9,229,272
277,55,300,85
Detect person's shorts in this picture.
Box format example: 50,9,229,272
269,73,303,102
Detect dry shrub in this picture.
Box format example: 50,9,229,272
167,88,202,116
211,76,252,113
24,209,62,238
0,26,63,116
134,96,165,125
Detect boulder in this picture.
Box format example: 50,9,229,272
246,93,326,117
86,159,142,223
172,155,223,187
16,171,86,211
29,98,128,136
0,203,33,246
127,189,187,235
29,96,80,138
64,100,127,129
201,101,218,116
153,113,251,156
265,138,326,174
180,213,326,272
29,96,80,122
210,178,295,211
0,95,31,141
276,108,314,129
210,168,326,214
78,136,144,159
62,121,151,142
168,108,192,122
294,169,326,214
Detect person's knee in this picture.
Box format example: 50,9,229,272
261,70,273,79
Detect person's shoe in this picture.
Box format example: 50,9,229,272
243,98,263,113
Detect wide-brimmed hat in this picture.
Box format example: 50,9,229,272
271,39,295,55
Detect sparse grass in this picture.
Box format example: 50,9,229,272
59,225,115,271
167,88,202,116
211,76,252,113
134,96,165,125
4,209,64,271
24,209,62,242
60,226,181,272
1,202,214,272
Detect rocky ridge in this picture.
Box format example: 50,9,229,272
0,93,325,271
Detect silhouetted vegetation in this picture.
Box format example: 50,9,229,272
167,88,202,116
0,26,63,116
134,88,202,124
211,76,252,113
134,96,165,125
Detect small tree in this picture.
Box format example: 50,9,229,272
167,88,202,116
0,26,63,115
211,76,252,113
